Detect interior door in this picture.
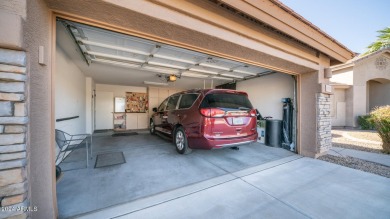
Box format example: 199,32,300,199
95,91,114,130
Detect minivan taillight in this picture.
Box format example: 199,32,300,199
200,108,225,117
250,109,256,117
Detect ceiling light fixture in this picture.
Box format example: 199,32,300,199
87,51,145,63
168,75,177,82
220,73,244,79
144,81,169,86
189,68,219,75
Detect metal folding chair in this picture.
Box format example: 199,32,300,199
55,129,91,167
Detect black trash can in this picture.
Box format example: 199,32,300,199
265,120,282,147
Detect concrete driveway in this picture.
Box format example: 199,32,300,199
56,132,295,218
75,155,390,219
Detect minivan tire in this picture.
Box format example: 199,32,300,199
175,127,192,154
150,120,156,135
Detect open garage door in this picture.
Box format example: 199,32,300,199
54,18,297,218
58,19,273,84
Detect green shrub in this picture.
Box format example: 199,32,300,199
357,115,375,130
370,105,390,154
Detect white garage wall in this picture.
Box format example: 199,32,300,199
95,84,148,129
55,47,86,135
237,73,294,120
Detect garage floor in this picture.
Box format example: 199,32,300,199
56,132,294,218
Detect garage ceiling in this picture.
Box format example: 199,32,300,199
57,19,273,88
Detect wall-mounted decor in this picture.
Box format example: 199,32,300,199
375,56,388,70
126,92,148,113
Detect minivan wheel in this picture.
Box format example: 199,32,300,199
175,127,192,154
150,120,155,135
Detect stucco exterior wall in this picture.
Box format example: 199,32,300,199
330,51,390,128
0,1,30,219
330,66,353,85
0,1,25,50
23,0,57,218
351,54,390,126
298,71,320,157
0,0,26,18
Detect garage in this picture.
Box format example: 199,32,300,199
0,0,356,218
54,19,297,217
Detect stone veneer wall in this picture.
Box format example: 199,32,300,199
0,48,29,219
317,93,332,154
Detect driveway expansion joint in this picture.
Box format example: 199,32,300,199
73,155,302,219
238,177,312,219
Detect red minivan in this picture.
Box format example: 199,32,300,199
150,89,258,154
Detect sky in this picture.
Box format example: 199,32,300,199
280,0,390,54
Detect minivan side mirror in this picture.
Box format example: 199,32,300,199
152,107,157,112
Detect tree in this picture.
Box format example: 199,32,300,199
362,27,390,56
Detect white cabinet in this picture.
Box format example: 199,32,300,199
137,113,148,129
125,113,148,130
126,113,138,130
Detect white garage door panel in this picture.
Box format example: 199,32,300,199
95,91,114,130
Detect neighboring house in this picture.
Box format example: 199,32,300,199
330,48,390,127
0,0,354,218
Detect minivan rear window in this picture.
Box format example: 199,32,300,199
200,93,253,109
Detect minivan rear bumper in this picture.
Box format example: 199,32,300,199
188,133,258,150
